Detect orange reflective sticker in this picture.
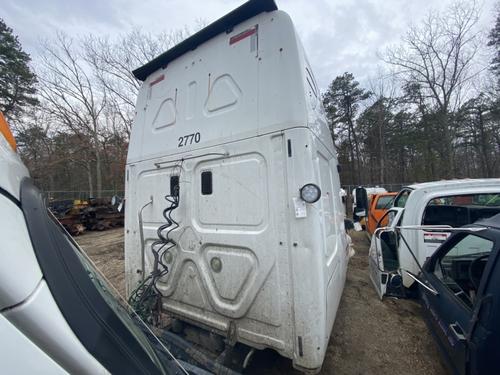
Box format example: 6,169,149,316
0,112,16,151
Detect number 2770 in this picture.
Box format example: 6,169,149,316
178,132,201,147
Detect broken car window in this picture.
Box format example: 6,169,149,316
434,234,493,308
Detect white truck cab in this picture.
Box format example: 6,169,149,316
369,179,500,299
0,112,204,374
125,0,350,372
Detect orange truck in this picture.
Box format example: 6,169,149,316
366,192,397,235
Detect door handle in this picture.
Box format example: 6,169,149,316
449,322,466,342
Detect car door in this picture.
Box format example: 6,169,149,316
368,207,404,299
420,231,496,375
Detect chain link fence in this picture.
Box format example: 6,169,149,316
342,183,409,196
45,184,409,203
43,190,125,201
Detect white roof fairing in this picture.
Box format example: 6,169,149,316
127,9,312,164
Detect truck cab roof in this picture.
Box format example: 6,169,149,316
405,179,500,192
396,179,500,212
127,2,331,165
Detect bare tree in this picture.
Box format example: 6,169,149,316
32,26,203,196
37,32,106,196
83,27,200,137
367,70,399,183
382,1,483,176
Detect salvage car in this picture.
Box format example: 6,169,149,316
405,214,500,375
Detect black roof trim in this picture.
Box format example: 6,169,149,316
132,0,278,81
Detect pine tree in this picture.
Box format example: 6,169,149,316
488,10,500,75
322,72,371,184
0,18,38,120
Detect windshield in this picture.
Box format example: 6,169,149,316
394,189,412,208
52,215,168,373
376,196,395,209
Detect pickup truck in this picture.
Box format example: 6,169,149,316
364,179,500,299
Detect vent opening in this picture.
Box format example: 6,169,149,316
201,171,213,195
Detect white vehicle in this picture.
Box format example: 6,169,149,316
125,0,350,372
0,113,213,374
368,179,500,299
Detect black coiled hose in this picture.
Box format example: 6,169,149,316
151,189,179,289
129,164,182,325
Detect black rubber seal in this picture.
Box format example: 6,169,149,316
0,186,21,208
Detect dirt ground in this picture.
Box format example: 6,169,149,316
76,228,448,374
76,228,127,297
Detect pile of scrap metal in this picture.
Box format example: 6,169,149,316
48,197,124,235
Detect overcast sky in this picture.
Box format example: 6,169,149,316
3,0,497,91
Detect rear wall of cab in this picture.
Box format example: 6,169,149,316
127,10,309,164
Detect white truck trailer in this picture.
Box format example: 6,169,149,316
367,179,500,299
125,0,351,372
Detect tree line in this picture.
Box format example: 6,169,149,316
0,1,498,197
1,22,197,197
323,2,500,185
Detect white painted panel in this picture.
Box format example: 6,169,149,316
4,280,109,374
196,154,267,228
205,245,256,301
205,74,240,114
0,196,42,310
152,98,176,129
0,314,67,374
186,81,197,120
0,132,29,199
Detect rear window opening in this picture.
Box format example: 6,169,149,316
422,193,500,227
434,233,493,308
